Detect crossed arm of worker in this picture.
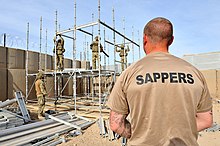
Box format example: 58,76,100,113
109,110,131,139
196,110,213,132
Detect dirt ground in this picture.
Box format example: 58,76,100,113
26,100,220,146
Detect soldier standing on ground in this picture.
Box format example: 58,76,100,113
116,44,130,71
53,34,65,71
90,36,103,69
35,72,47,120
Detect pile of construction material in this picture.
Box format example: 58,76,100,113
0,109,24,130
0,91,95,146
0,112,95,146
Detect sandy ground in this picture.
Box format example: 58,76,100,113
25,100,220,146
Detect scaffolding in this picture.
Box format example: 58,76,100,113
25,0,140,128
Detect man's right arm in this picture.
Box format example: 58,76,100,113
109,110,131,139
196,110,213,132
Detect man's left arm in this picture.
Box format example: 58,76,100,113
109,110,131,139
196,110,213,132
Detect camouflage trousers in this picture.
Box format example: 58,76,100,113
92,52,99,69
37,94,45,116
121,57,125,71
56,54,64,70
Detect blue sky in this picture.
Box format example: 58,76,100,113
1,0,220,63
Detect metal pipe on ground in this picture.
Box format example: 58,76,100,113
0,119,78,145
0,112,69,137
0,116,79,142
32,133,59,146
47,114,81,130
42,137,66,146
0,98,17,108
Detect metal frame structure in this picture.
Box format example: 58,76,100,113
25,0,140,118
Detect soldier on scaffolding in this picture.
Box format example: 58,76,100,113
53,34,65,71
116,44,130,71
90,36,103,69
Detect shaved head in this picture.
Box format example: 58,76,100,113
144,17,173,44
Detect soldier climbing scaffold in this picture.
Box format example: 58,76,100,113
53,34,65,71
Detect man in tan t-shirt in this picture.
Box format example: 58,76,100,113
107,17,213,146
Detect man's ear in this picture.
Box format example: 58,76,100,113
143,34,148,45
168,36,174,46
143,34,148,54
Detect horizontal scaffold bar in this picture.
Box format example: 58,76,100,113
27,69,115,77
57,21,98,35
99,20,140,47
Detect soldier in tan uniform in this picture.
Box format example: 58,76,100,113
35,72,47,119
53,34,65,71
116,44,130,71
108,17,213,146
90,36,103,69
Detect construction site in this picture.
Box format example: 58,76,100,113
0,1,220,146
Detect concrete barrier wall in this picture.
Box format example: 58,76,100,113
0,46,7,69
28,51,39,72
201,70,220,99
0,69,7,101
64,58,72,68
81,61,90,69
40,54,52,70
217,70,220,99
7,48,25,69
7,69,36,100
201,70,217,98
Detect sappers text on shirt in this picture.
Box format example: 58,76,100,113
136,72,194,85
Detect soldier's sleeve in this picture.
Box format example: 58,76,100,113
107,74,129,115
40,80,47,96
197,73,212,113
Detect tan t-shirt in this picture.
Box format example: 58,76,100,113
35,79,47,96
107,52,212,146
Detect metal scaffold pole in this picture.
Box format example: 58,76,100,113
113,8,116,73
132,26,134,63
39,16,42,71
103,27,106,69
25,23,29,101
138,30,141,59
73,0,77,113
98,0,105,136
92,13,94,40
112,7,117,88
54,10,58,109
123,17,126,69
45,29,47,71
107,36,110,69
98,0,101,114
74,72,77,114
73,0,77,68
